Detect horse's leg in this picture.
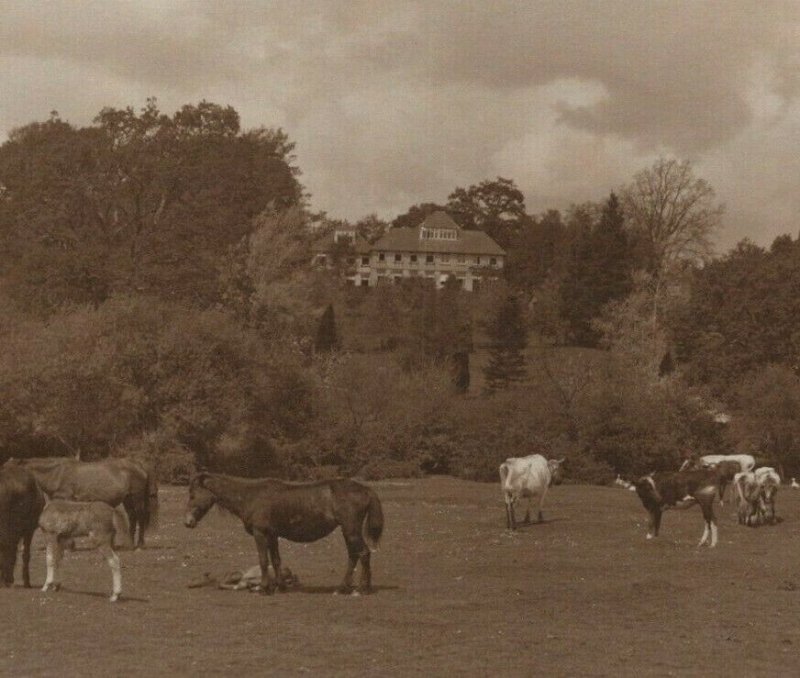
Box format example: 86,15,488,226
336,534,362,596
122,498,138,549
21,530,34,588
358,549,373,594
99,541,122,602
42,537,63,592
266,535,285,592
523,493,532,524
252,529,275,594
0,542,15,586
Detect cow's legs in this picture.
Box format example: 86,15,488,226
505,494,517,530
537,487,549,523
646,509,662,539
698,492,717,547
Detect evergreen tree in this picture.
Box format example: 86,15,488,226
483,294,528,391
314,304,340,353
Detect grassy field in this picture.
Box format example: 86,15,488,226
3,477,800,677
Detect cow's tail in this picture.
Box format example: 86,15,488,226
112,506,133,550
499,463,510,494
363,489,384,552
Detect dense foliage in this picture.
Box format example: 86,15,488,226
1,103,797,481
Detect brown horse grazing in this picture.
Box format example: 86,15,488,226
5,457,158,548
184,473,384,596
39,500,131,602
0,466,45,587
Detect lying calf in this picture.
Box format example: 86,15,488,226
634,468,719,547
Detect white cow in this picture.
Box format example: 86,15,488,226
499,455,564,530
680,454,755,473
755,467,780,525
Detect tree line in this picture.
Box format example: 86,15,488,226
1,99,799,481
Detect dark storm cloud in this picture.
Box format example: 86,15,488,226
1,1,799,248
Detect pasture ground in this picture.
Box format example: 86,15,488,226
3,478,800,677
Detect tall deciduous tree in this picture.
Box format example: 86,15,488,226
446,177,529,248
0,99,302,311
483,293,528,391
622,157,723,276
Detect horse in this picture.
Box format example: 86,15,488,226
38,500,131,602
184,472,384,596
0,466,45,588
5,457,158,548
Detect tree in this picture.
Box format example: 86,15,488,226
622,157,723,276
483,293,528,391
558,194,633,346
315,304,340,353
0,99,303,311
446,177,529,248
391,203,447,230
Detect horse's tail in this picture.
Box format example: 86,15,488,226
112,505,133,550
145,470,159,532
363,489,384,552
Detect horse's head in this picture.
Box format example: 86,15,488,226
184,472,216,528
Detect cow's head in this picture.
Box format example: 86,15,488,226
548,458,565,486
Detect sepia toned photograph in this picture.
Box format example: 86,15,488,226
1,2,799,675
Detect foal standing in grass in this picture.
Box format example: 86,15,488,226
184,472,384,595
39,500,132,602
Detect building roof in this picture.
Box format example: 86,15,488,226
373,211,505,256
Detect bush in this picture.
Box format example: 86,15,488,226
357,458,423,481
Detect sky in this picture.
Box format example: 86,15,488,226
1,1,799,252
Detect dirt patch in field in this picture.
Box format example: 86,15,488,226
3,476,800,676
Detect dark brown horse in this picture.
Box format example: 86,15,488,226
5,457,158,548
0,465,45,587
184,472,384,595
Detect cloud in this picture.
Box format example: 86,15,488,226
1,1,799,249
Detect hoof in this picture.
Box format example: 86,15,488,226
109,594,120,602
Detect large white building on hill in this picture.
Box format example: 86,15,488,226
313,211,505,291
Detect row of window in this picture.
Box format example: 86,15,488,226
420,228,458,241
317,253,498,268
377,252,497,266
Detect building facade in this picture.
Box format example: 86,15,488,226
313,211,505,291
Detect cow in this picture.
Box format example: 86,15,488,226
755,467,780,525
680,453,755,473
499,455,564,530
634,468,719,547
734,471,761,526
714,460,742,505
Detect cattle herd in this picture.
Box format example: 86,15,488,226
0,450,788,602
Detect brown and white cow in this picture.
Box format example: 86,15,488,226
634,468,719,547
